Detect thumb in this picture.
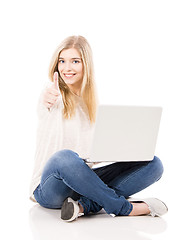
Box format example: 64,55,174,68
53,71,59,90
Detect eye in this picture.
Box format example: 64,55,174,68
58,59,64,63
73,60,80,64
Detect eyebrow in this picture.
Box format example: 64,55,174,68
59,57,81,60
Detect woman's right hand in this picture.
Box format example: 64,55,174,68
42,72,60,109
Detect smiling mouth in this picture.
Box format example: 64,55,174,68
63,73,76,78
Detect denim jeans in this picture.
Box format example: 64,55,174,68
34,149,164,216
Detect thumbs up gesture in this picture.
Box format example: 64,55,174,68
43,72,60,109
53,71,59,91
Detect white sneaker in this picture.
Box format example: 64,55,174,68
61,198,84,222
128,197,168,217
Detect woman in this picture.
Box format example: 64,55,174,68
29,35,168,222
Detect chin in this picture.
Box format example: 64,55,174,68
64,80,76,85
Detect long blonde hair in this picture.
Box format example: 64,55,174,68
48,35,98,124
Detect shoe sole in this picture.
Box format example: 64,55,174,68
61,198,79,222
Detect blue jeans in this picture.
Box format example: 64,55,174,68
34,150,164,216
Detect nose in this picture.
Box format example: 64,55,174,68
64,62,72,71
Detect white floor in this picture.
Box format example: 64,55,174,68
16,200,177,240
2,180,178,240
29,205,169,240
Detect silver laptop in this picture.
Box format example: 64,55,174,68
87,105,162,163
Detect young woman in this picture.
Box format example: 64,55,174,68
29,35,168,222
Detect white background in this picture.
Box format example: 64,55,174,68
0,0,179,239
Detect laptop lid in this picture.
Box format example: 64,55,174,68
88,105,162,162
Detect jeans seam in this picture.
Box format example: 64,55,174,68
37,186,49,205
124,202,133,216
36,185,63,208
41,173,60,188
38,173,61,206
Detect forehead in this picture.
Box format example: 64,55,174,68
59,48,81,58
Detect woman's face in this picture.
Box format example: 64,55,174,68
58,48,84,89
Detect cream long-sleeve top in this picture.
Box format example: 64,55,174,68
29,89,95,202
